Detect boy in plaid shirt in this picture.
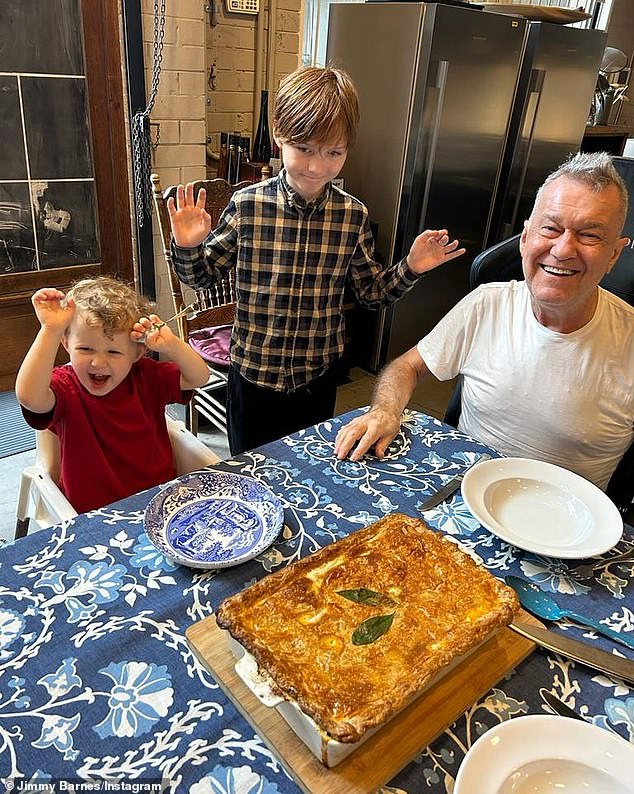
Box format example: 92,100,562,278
169,66,464,455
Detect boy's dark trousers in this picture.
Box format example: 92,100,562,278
227,364,338,456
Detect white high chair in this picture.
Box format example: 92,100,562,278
14,414,221,539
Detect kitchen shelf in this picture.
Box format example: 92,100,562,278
582,125,632,156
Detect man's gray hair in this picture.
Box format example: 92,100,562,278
536,151,628,232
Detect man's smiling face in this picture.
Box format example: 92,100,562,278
520,175,628,331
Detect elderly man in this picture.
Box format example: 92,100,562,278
335,152,633,490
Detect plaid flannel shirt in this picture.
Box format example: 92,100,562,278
172,169,420,391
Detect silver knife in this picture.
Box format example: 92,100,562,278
539,688,585,722
419,453,492,511
511,621,634,684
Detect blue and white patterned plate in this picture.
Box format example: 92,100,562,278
144,471,284,569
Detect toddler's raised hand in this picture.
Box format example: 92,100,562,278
406,229,465,275
31,288,75,333
131,313,177,352
167,183,212,248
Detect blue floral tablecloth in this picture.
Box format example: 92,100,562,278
1,409,632,793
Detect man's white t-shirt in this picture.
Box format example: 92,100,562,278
417,281,634,490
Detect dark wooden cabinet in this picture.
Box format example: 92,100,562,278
0,0,132,391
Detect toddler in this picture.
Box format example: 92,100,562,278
16,276,210,513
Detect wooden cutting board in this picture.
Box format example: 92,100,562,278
481,3,591,23
186,609,543,794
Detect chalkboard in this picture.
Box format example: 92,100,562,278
0,0,101,275
23,76,93,180
34,180,100,269
0,77,28,181
0,0,84,75
0,183,37,274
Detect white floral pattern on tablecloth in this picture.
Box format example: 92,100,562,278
0,409,631,793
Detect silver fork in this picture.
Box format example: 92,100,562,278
135,301,198,343
574,546,634,580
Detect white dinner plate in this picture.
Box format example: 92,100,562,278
454,715,634,794
144,471,284,569
461,457,622,558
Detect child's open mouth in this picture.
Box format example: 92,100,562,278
89,374,110,386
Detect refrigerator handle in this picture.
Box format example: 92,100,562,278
419,59,449,229
502,68,545,239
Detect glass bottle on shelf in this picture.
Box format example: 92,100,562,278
226,133,238,183
252,89,272,163
240,136,251,162
239,135,251,173
269,139,281,176
217,132,228,180
235,137,244,181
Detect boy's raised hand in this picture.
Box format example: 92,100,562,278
31,288,75,333
406,229,465,275
167,183,212,249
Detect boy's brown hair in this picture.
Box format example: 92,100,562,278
273,66,360,148
65,276,154,339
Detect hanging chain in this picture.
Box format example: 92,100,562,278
131,0,166,226
150,122,161,154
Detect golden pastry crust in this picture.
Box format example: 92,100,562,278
216,513,519,743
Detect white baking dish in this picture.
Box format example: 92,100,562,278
225,630,490,768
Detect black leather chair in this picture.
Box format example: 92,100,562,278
443,159,634,518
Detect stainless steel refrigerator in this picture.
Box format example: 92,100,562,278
326,2,605,370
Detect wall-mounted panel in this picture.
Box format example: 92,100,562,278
0,183,36,274
0,77,28,180
32,180,99,269
23,77,93,180
0,0,84,75
0,44,99,274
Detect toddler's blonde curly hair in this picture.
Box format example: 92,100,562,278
65,276,154,339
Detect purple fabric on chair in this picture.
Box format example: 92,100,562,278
188,325,232,368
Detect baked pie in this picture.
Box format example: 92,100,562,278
216,512,519,743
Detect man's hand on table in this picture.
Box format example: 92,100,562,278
334,407,401,461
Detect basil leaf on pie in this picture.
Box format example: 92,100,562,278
336,588,397,607
351,613,395,645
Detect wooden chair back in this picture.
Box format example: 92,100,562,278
150,174,252,340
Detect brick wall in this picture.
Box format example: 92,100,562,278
140,0,207,317
206,0,302,172
139,0,301,316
